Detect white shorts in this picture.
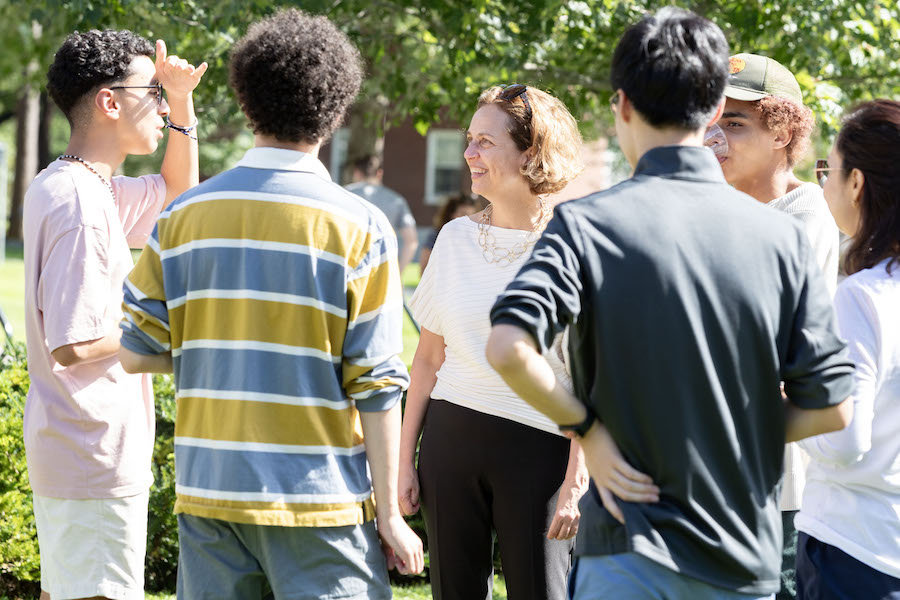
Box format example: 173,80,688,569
33,491,149,600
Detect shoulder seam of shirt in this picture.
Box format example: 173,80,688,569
46,223,108,254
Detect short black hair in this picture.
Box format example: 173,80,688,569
229,9,363,144
353,155,381,178
611,7,729,130
47,29,154,124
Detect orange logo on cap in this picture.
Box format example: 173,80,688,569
729,57,746,74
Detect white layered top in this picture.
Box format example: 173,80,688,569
796,258,900,577
409,216,569,435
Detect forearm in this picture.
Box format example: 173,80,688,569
562,439,589,493
400,341,443,466
51,329,122,367
799,393,872,465
360,403,404,519
119,346,173,374
419,248,432,272
159,91,198,205
399,383,433,468
486,324,586,426
784,397,853,443
398,228,418,274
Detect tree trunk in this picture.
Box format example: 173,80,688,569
38,91,53,170
342,102,386,185
8,86,40,241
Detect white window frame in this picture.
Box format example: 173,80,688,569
424,129,465,206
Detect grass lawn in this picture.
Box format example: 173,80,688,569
0,243,24,343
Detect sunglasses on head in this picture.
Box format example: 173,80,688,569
498,84,532,121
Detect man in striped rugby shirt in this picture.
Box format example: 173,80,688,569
119,9,423,598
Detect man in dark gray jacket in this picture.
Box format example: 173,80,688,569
486,7,854,599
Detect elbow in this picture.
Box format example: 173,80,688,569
51,346,78,367
485,330,519,376
118,347,143,373
819,397,855,436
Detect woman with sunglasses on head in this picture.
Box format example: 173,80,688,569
400,84,612,600
795,99,900,599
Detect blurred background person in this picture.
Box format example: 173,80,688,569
399,84,586,600
346,154,419,274
796,99,900,599
419,192,483,272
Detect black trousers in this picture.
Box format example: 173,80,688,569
796,532,900,599
418,399,573,600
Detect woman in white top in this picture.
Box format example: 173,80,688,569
399,85,585,599
797,99,900,599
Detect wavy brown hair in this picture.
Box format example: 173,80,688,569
477,85,583,195
837,99,900,275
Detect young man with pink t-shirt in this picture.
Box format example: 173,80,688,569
22,30,205,599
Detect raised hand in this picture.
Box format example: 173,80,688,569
154,39,208,97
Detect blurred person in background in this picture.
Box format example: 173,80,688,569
346,154,419,274
419,192,483,272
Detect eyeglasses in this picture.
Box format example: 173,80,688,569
609,92,620,111
814,159,840,187
499,84,532,121
109,82,164,107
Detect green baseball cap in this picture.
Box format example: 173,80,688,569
724,53,804,105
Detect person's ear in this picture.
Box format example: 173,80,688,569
520,145,536,168
772,125,793,151
619,91,632,123
706,98,726,128
848,167,865,206
94,88,120,121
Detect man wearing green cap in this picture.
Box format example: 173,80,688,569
714,53,841,600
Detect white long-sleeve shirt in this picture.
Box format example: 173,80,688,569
796,258,900,577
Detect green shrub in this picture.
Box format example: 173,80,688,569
0,343,179,593
0,343,39,590
145,374,178,592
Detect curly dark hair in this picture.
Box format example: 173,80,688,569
47,29,154,124
229,9,363,144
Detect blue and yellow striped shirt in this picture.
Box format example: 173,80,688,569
121,148,409,527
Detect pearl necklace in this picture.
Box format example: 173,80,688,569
477,198,552,265
59,154,116,202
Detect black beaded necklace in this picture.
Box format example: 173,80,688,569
59,154,116,202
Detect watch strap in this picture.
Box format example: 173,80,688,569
558,406,597,438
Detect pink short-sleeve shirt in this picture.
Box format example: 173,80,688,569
22,159,166,499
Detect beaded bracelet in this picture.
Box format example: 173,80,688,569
165,115,199,141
